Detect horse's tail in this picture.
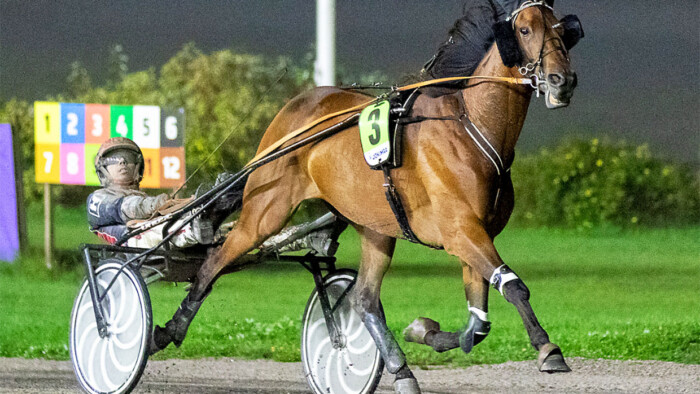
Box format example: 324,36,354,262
206,171,250,228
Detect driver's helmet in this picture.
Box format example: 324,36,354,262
94,137,145,187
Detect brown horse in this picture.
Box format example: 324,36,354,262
153,1,579,392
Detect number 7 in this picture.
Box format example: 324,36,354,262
43,151,54,173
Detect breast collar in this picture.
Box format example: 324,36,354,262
454,92,510,211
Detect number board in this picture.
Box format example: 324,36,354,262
34,102,186,189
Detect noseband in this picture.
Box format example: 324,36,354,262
506,0,568,93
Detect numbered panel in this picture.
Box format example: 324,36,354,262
61,103,85,144
110,105,133,139
85,144,101,186
85,104,110,144
159,147,185,188
133,106,161,149
35,144,61,184
35,102,184,188
60,144,86,185
34,102,61,144
161,108,185,147
139,148,161,189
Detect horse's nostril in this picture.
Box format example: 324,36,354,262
547,73,565,87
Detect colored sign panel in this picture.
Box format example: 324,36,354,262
84,144,101,186
110,105,133,139
161,108,185,147
61,103,85,144
85,104,110,144
34,102,185,189
60,143,85,185
133,105,161,148
159,147,186,189
0,124,19,262
34,102,61,144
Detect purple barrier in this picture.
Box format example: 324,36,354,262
0,124,19,262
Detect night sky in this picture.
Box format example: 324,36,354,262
1,0,698,163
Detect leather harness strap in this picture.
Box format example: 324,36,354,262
382,90,508,247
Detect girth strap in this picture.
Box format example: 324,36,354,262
382,167,421,246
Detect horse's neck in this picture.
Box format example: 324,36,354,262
461,45,532,168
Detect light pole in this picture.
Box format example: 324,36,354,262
314,0,336,86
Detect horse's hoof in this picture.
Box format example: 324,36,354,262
537,343,571,373
403,317,440,345
148,325,172,355
394,377,422,394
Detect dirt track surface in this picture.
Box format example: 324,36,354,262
1,357,698,393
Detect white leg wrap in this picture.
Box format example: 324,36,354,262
468,306,489,322
489,265,520,295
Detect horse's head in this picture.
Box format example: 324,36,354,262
494,1,583,109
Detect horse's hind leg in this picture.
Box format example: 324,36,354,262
352,226,421,394
404,261,491,354
150,180,304,353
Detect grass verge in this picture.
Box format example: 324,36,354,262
1,205,698,366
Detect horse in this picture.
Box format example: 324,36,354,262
152,1,580,392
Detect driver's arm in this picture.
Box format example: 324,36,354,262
120,193,169,221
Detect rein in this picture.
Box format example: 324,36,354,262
245,75,534,167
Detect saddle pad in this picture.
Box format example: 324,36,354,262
358,100,391,168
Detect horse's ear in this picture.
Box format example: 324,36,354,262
493,21,522,67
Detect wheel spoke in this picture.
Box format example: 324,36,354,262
346,335,375,354
336,350,358,393
112,321,143,349
109,273,128,324
342,349,374,376
324,348,337,393
100,340,118,391
86,334,101,390
109,337,136,373
306,316,326,340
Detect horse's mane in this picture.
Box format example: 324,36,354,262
423,0,505,81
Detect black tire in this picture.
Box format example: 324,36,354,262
70,259,152,394
301,269,384,394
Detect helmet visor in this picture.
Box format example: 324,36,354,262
102,150,139,167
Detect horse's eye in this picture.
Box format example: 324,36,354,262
519,27,530,36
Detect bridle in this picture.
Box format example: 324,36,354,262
506,0,569,95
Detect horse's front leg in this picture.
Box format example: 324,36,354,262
448,221,571,372
404,261,491,353
352,226,421,394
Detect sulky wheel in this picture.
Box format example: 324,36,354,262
70,260,152,394
301,269,384,394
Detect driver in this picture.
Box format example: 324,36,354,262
87,137,337,254
87,137,211,248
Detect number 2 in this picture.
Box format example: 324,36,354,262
67,113,79,136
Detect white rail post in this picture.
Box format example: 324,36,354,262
314,0,336,86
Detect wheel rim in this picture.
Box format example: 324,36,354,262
302,273,383,394
70,262,150,394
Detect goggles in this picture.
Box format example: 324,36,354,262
102,150,139,166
